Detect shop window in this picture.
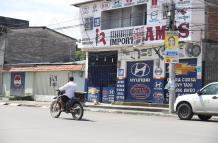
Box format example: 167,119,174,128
84,17,93,30
101,4,147,30
162,3,170,19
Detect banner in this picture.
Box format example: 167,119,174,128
10,72,25,96
164,31,179,63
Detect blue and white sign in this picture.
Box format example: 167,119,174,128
116,79,125,101
102,87,115,103
87,87,101,102
94,17,101,27
126,61,153,102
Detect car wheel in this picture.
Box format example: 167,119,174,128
198,115,212,121
177,103,193,120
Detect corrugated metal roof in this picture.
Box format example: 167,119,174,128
0,64,85,72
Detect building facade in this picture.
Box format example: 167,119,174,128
0,17,80,98
1,64,85,101
73,0,206,104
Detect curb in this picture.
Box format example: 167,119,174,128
84,108,175,117
86,104,169,113
0,101,172,117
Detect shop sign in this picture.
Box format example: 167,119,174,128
80,23,190,48
130,63,150,77
118,68,124,77
130,84,151,99
81,7,89,15
137,0,148,4
116,79,125,101
101,1,110,10
87,87,100,102
80,38,94,46
133,26,144,46
110,29,133,46
153,92,164,103
112,0,122,8
126,61,165,103
126,61,153,101
102,87,115,103
124,0,135,7
147,9,161,25
94,17,101,27
165,58,201,97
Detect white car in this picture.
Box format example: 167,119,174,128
174,82,218,120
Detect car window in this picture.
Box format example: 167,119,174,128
201,84,218,95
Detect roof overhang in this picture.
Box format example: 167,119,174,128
72,0,102,7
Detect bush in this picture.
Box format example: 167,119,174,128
9,96,34,101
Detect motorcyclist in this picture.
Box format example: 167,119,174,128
59,76,77,111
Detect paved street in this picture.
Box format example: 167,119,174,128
0,106,217,143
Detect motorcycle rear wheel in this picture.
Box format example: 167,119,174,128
71,103,83,120
50,101,61,118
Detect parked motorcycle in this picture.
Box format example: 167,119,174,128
50,90,85,120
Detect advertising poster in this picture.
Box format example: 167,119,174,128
102,87,115,103
10,72,25,96
87,87,101,102
175,59,201,96
126,61,154,102
126,61,165,103
165,58,202,103
164,31,179,63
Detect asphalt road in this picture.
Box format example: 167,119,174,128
0,105,217,143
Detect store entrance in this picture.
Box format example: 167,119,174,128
88,51,117,103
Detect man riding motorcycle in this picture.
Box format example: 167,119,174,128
58,76,77,111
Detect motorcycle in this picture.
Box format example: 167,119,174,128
50,90,85,120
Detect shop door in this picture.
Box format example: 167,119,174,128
88,52,117,102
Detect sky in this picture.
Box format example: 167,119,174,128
0,0,82,39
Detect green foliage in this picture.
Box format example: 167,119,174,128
9,96,34,101
75,50,86,61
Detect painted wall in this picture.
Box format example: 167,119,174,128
2,73,10,96
79,0,204,103
2,71,85,101
25,72,34,96
78,0,194,49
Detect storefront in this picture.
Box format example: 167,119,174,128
74,0,204,104
1,64,85,101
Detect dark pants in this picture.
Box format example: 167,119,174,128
61,95,70,109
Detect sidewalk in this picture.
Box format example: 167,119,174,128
0,100,175,117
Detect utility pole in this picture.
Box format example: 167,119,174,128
168,0,176,113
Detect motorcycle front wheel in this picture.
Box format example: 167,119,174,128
70,103,84,120
50,101,61,118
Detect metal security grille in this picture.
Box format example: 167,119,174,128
203,62,218,85
88,51,117,87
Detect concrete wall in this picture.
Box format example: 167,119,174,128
2,72,10,96
0,34,5,96
2,71,85,101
